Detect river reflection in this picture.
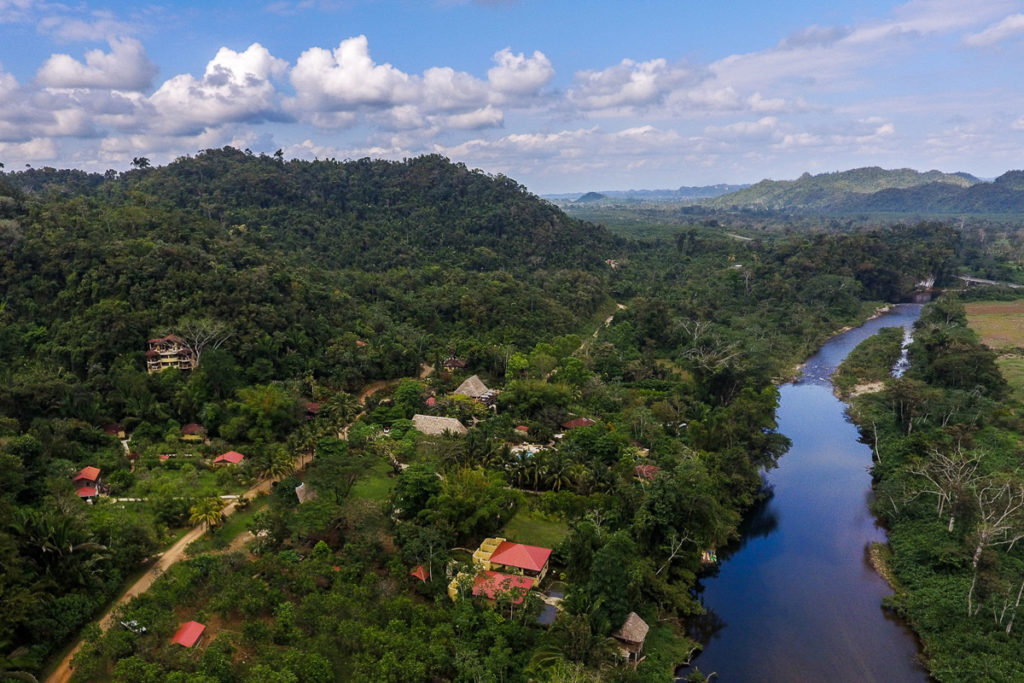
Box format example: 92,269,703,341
684,304,930,682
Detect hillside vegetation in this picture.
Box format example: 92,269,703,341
0,149,997,682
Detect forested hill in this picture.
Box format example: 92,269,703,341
0,149,621,398
708,166,989,212
6,149,620,273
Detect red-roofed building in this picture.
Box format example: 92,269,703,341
146,335,195,374
410,565,429,582
171,621,206,647
472,571,534,603
515,425,529,433
425,396,436,407
561,417,596,430
181,423,206,441
489,541,552,584
634,464,661,482
213,451,245,465
356,340,367,348
73,466,101,486
76,487,98,499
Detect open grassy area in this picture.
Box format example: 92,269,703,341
349,458,397,501
964,300,1024,351
185,497,268,555
996,356,1024,403
500,509,568,548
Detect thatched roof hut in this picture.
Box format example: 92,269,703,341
412,414,468,436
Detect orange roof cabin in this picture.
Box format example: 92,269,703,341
181,423,206,442
171,621,206,648
213,450,245,465
488,541,552,584
73,466,100,498
472,571,534,603
146,335,195,374
410,565,429,582
561,417,596,430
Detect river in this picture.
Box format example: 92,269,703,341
686,304,930,682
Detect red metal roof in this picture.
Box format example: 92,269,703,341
171,621,205,647
410,565,429,582
73,466,101,483
490,541,552,573
634,464,661,481
425,396,436,406
561,417,596,430
181,423,205,435
515,425,529,432
76,487,98,498
472,571,533,602
213,451,244,464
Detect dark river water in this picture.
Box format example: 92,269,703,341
686,304,931,682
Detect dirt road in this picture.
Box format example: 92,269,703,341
47,470,286,682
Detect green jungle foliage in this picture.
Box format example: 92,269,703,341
0,149,996,681
844,297,1024,681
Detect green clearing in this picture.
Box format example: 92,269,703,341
500,510,568,548
185,497,268,555
996,356,1024,402
350,458,397,501
963,300,1024,351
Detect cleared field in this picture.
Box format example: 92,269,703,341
964,300,1024,351
997,357,1024,403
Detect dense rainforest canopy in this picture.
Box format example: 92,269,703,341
0,148,1005,681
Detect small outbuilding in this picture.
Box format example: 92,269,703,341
213,450,245,465
613,612,650,662
410,565,429,582
171,620,206,648
412,414,468,436
561,417,596,430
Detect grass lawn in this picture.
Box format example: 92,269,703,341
500,510,568,548
186,498,268,555
350,458,397,502
964,300,1024,351
997,357,1024,403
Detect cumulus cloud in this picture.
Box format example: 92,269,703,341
486,48,553,98
149,43,288,135
963,13,1024,46
290,35,417,111
37,38,157,91
569,58,695,111
442,105,503,130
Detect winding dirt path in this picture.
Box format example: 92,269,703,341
48,367,435,683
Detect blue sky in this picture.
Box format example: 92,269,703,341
1,0,1023,193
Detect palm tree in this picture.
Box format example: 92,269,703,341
189,497,224,530
0,642,39,682
256,449,295,481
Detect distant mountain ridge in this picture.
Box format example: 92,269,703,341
545,183,747,203
708,166,981,211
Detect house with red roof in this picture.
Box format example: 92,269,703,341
634,464,661,482
146,334,195,374
181,423,206,442
561,417,596,430
73,466,101,498
472,571,534,603
171,621,206,647
410,565,429,582
213,450,245,465
488,540,553,585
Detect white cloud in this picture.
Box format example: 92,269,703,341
0,137,57,162
442,105,503,130
290,35,417,111
486,48,553,99
36,11,139,42
569,58,694,111
37,38,157,91
148,43,288,135
963,13,1024,46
